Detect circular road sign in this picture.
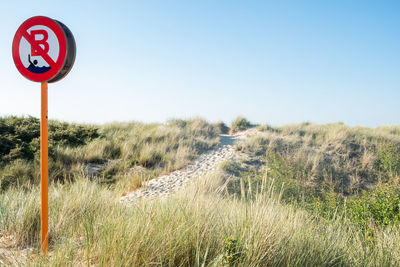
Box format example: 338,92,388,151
12,16,76,83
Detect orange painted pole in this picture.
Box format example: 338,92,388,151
40,81,49,254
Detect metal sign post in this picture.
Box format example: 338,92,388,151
12,16,76,254
40,81,49,253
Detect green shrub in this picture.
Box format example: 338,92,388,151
0,116,99,164
348,185,400,230
231,116,251,133
222,237,241,266
379,143,400,177
307,190,344,221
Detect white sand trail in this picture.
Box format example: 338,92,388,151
120,132,249,203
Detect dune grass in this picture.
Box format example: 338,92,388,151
1,172,400,266
2,118,400,266
226,121,400,238
0,117,221,193
236,122,400,195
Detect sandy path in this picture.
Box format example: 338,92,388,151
0,235,32,266
120,133,246,203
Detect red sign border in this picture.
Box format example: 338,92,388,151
12,16,68,82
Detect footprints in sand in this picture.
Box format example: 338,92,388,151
121,133,246,203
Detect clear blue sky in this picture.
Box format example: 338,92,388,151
1,0,399,127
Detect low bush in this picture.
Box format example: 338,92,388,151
379,143,400,177
347,185,400,229
0,116,99,164
230,116,252,133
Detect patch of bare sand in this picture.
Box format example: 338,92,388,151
0,235,34,266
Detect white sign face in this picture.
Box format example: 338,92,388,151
19,25,60,72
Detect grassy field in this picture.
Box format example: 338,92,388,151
1,117,400,266
235,122,400,194
225,121,400,246
2,172,400,266
0,116,221,194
